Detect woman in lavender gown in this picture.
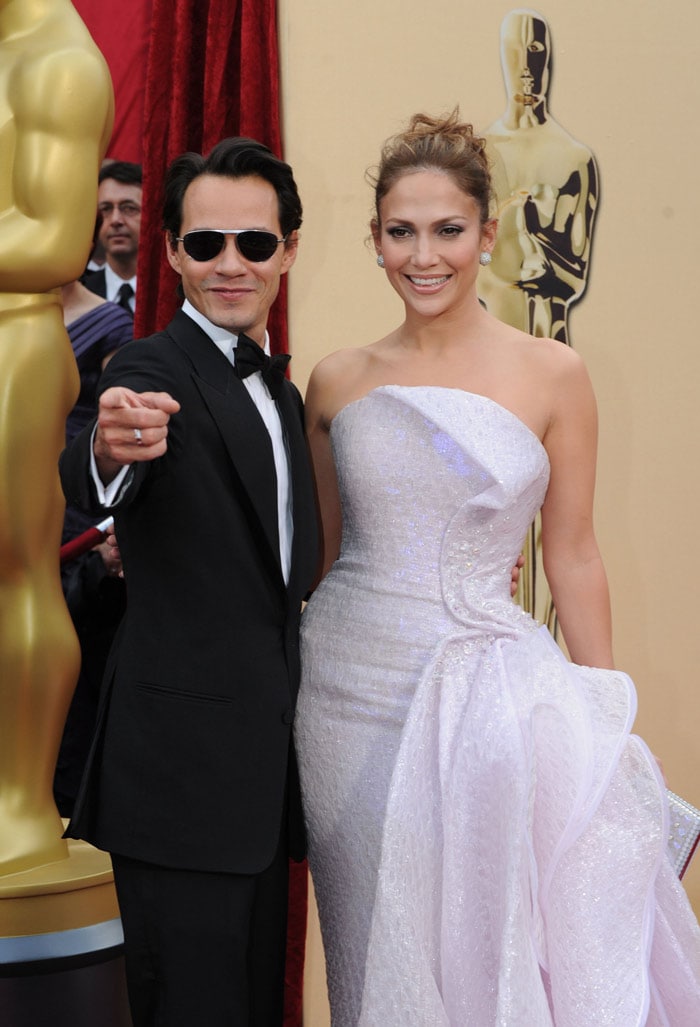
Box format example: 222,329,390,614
295,111,700,1025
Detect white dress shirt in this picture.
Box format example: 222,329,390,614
104,263,137,311
90,301,293,583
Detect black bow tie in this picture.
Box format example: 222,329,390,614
234,333,291,399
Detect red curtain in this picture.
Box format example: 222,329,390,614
135,0,289,351
72,0,152,163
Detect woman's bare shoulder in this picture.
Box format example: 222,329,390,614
506,330,589,384
307,336,393,395
309,345,373,383
305,343,385,425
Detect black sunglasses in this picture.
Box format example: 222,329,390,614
176,229,287,263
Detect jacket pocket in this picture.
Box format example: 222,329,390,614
135,681,233,706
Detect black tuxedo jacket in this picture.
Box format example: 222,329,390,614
59,311,318,874
82,267,107,297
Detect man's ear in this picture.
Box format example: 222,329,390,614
280,230,299,274
165,233,182,275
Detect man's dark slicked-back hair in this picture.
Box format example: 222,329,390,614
162,137,303,242
98,160,143,187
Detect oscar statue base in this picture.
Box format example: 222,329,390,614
0,835,131,1027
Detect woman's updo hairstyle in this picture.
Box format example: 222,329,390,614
370,109,492,226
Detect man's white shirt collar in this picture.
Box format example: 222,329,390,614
182,299,271,361
104,263,137,304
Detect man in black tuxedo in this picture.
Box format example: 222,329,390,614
59,139,317,1026
83,160,142,315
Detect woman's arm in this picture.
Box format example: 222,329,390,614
305,362,343,584
540,347,614,669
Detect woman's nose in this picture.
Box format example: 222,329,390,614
411,235,440,267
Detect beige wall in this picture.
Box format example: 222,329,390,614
279,3,700,1010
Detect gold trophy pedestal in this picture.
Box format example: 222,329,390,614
0,837,131,1026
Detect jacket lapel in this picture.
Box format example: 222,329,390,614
275,381,318,601
167,312,283,581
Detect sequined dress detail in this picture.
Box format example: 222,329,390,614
296,386,700,1026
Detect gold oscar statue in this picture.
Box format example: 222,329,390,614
0,0,113,876
480,8,598,344
479,9,599,630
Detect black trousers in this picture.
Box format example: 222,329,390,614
111,836,289,1027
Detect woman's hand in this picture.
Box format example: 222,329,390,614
510,553,524,597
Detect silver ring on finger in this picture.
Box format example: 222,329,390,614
133,428,143,445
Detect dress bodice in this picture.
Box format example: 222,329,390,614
330,385,550,628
